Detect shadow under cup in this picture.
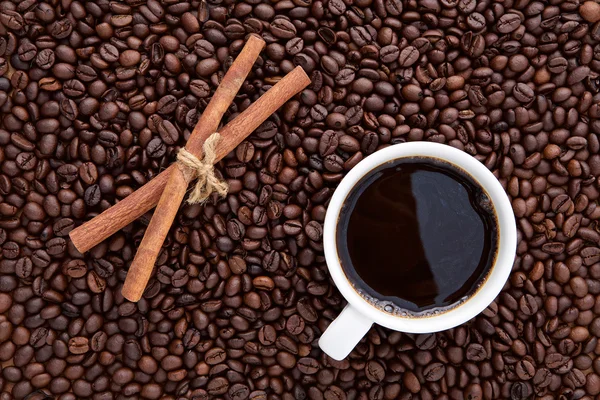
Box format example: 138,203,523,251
335,155,500,318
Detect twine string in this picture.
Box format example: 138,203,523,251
176,132,228,204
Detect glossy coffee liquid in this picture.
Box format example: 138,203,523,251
337,157,498,316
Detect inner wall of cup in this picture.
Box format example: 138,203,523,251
326,143,515,330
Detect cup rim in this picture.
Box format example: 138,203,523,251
323,142,517,333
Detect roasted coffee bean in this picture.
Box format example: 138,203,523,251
497,13,522,33
1,1,600,398
513,83,535,103
398,46,419,67
365,360,385,382
15,257,32,279
64,260,87,279
297,357,319,374
158,120,179,145
190,80,211,98
516,359,536,380
205,347,226,365
424,363,446,381
380,45,400,64
229,384,250,400
92,259,114,278
510,381,532,400
68,337,89,355
207,377,229,396
270,19,297,39
87,271,106,293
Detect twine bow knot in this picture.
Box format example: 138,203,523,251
176,132,228,204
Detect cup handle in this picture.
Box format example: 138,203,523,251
319,304,373,360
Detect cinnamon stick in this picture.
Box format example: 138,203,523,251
69,66,310,254
120,35,264,302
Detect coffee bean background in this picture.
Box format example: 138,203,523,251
1,0,600,399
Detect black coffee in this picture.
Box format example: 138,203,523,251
337,157,498,316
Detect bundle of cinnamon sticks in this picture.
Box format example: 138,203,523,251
69,35,311,302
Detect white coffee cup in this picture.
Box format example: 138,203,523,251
318,142,517,361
